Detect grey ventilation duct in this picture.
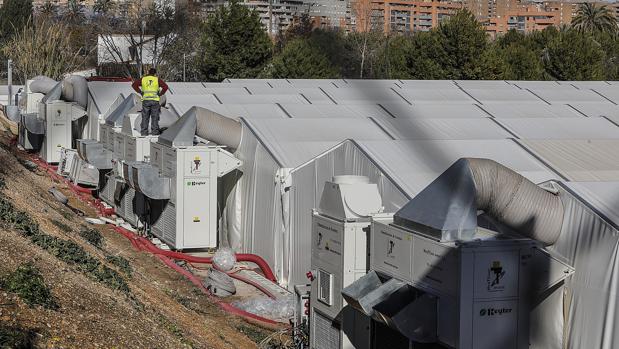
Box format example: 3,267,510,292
121,106,179,135
61,75,88,109
28,75,88,109
159,106,242,150
106,94,141,127
29,76,58,94
394,158,564,245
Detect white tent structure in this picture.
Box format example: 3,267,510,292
5,78,619,348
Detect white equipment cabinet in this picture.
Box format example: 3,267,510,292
39,100,85,163
341,216,574,349
26,93,44,114
310,176,384,349
133,142,241,250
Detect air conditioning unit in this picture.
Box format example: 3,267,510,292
340,209,574,349
310,176,384,349
132,143,241,250
57,148,78,177
18,113,44,151
68,157,99,187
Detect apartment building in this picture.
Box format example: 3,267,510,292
482,3,559,38
351,0,586,36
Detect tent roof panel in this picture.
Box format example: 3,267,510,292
226,79,292,88
396,88,476,104
508,81,570,89
591,88,619,104
455,80,516,89
166,94,220,105
245,87,333,104
332,79,400,88
480,103,582,118
373,118,512,140
217,94,310,104
520,139,619,181
168,83,207,93
497,118,619,139
287,79,342,88
171,103,288,119
558,81,612,89
279,104,391,118
398,80,458,89
464,88,544,104
321,87,406,104
242,117,390,144
204,87,250,95
569,103,619,118
380,103,489,118
528,88,611,104
356,139,558,196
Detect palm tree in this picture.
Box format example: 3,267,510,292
572,3,618,34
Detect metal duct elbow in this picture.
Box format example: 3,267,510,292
194,107,242,150
61,75,88,109
394,158,564,245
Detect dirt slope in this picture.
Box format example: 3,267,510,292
0,118,269,348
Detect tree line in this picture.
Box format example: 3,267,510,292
1,0,618,82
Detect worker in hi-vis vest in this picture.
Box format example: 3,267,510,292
132,68,169,136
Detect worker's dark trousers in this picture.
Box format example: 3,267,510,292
141,100,161,136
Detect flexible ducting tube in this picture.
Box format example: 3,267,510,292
29,76,58,94
29,75,88,109
159,106,242,150
62,75,88,109
195,107,242,150
394,158,564,245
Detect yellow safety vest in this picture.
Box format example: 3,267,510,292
141,75,160,101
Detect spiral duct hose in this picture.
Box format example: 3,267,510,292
194,107,242,150
394,158,564,245
28,75,88,109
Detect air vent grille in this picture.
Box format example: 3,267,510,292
318,269,333,306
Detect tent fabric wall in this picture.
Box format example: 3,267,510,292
286,140,409,287
547,183,619,349
67,79,619,348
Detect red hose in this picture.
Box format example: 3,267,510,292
69,182,93,194
25,154,285,328
156,255,284,330
111,226,277,283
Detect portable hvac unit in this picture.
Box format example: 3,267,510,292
57,148,78,177
341,216,573,349
18,113,44,151
26,93,44,114
100,172,115,206
65,156,96,187
129,142,241,249
294,284,311,338
310,176,384,349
